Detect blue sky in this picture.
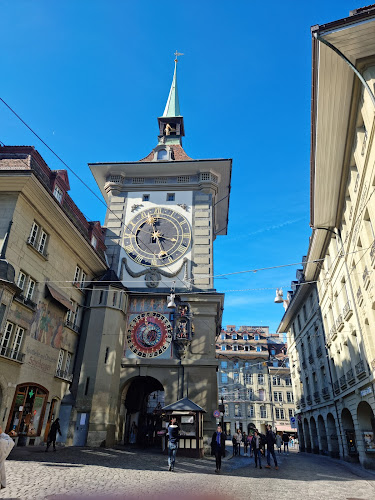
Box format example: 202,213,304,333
1,0,357,331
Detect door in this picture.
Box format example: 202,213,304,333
73,412,89,446
44,399,57,442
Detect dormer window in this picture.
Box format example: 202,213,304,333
53,185,63,203
157,149,168,160
254,334,260,340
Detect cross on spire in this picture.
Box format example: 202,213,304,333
174,50,184,63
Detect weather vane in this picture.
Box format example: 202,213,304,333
174,50,184,62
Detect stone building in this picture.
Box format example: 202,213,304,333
0,145,108,445
277,6,375,468
216,326,294,436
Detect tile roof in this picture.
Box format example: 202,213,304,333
139,144,192,162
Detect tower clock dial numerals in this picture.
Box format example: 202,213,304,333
123,207,191,267
127,312,173,358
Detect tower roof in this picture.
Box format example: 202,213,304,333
163,60,181,118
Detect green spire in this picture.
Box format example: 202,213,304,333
163,60,181,117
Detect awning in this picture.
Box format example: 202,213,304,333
275,424,295,433
46,282,74,311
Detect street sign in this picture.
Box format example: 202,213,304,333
213,409,220,418
290,416,297,429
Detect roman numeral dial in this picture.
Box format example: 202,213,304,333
122,207,191,267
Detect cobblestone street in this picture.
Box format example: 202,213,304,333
1,446,375,500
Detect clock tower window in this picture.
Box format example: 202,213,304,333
142,194,150,202
166,193,175,202
157,149,168,160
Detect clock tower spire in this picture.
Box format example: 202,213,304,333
158,54,185,146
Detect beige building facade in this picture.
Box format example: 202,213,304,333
0,146,108,446
278,6,375,468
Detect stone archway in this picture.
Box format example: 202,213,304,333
357,401,375,466
341,407,358,461
318,415,328,455
310,416,319,453
303,418,311,452
326,413,340,458
122,376,165,446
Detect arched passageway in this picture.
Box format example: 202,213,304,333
303,418,311,452
310,416,319,453
318,415,328,454
122,376,165,446
341,408,358,461
357,401,375,461
326,413,340,458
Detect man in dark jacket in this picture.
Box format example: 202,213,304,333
46,418,61,452
265,425,278,469
167,417,179,471
282,432,289,454
251,429,262,468
211,425,226,473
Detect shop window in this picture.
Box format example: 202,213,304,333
7,384,48,438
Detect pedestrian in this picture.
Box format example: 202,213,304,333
129,422,137,444
0,425,15,490
265,425,278,470
243,432,248,456
232,430,238,456
251,429,262,469
167,417,179,471
276,433,282,454
282,432,289,454
290,436,294,448
211,424,225,474
236,429,242,456
248,434,253,457
45,418,61,452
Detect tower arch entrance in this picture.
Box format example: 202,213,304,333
122,376,165,446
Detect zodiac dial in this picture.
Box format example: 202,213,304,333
127,312,173,358
123,207,191,267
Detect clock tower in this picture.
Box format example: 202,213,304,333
87,59,232,450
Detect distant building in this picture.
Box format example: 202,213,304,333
216,326,294,436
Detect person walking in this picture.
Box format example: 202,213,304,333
167,417,179,471
0,425,15,490
211,424,225,473
276,433,282,454
265,425,278,470
251,429,262,469
282,432,289,455
242,432,248,456
45,418,61,452
236,429,242,456
248,434,253,457
232,430,238,456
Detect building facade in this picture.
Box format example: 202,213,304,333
0,146,108,446
216,326,294,436
278,6,375,468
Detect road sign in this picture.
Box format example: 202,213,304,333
290,416,296,428
213,410,220,418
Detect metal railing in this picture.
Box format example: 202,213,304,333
306,395,312,405
313,391,320,402
308,354,314,364
343,300,352,319
336,314,344,331
316,346,323,358
357,286,363,304
333,381,340,394
346,368,355,383
322,387,329,398
55,369,73,382
0,347,25,362
339,375,347,388
355,360,366,377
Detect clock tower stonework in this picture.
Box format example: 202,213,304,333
87,60,232,450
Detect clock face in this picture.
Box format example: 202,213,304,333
126,312,173,358
123,207,191,267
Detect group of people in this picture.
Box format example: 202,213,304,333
232,428,294,458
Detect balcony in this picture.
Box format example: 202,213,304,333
339,374,347,389
343,300,353,321
336,314,344,332
308,354,314,365
64,320,80,333
300,396,306,408
306,395,312,406
363,266,371,290
322,387,330,400
0,347,25,363
333,381,340,395
313,391,320,403
296,400,301,409
357,286,364,306
346,368,355,385
370,241,375,268
55,369,73,382
355,360,366,378
330,325,337,342
316,346,323,358
15,294,37,311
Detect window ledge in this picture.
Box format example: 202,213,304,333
26,239,48,260
14,295,37,311
54,369,73,382
64,320,80,333
0,349,25,363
